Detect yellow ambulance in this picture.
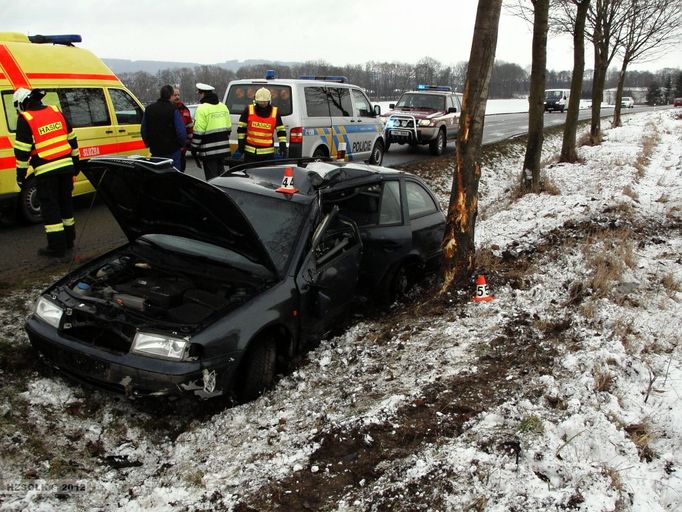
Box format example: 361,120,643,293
0,33,147,223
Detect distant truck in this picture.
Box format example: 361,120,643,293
544,89,570,113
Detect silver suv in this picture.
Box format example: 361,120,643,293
380,85,462,155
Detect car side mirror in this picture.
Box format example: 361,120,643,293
373,104,381,116
448,107,458,114
389,103,395,109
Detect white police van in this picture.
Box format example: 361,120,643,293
223,71,385,164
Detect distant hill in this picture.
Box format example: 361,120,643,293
104,58,302,74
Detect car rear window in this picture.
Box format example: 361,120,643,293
226,84,293,117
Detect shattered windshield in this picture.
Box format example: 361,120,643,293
225,189,309,273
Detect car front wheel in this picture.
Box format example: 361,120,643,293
429,129,446,156
19,176,42,224
368,140,384,165
234,338,276,402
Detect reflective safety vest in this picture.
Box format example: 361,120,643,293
21,106,72,161
246,104,278,150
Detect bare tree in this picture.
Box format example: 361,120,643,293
520,0,550,192
612,0,682,126
588,0,629,144
441,0,503,293
560,0,591,163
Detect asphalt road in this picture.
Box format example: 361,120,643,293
0,105,662,287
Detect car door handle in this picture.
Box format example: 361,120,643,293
117,129,127,133
105,129,114,134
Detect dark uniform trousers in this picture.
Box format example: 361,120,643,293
202,158,225,180
37,172,75,252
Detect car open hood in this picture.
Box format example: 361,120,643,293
84,157,278,277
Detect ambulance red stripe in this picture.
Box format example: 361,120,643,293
0,136,12,149
27,73,119,81
0,156,16,169
0,44,31,89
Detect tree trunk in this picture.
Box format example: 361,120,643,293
612,62,628,127
560,0,590,163
440,0,503,293
522,0,550,193
590,39,608,144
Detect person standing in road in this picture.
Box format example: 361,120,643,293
191,83,231,180
172,86,193,172
12,88,80,259
141,84,187,170
234,87,287,163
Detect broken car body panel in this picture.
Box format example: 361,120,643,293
25,157,444,399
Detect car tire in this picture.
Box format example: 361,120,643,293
235,338,276,402
429,129,446,156
18,176,42,224
312,147,328,159
368,140,384,165
379,262,412,306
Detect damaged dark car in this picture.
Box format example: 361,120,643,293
25,156,445,400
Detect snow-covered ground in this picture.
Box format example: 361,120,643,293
0,109,680,511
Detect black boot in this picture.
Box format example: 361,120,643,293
38,230,67,259
64,224,75,249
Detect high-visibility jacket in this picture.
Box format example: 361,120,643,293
190,101,231,159
14,105,77,175
246,104,278,151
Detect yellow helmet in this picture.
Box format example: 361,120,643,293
254,87,271,103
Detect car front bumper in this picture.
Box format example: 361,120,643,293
26,316,239,399
386,126,438,144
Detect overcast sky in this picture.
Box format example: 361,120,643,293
2,0,681,73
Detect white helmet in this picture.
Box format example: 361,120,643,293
13,88,32,112
254,87,271,103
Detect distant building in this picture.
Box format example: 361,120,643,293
603,87,648,105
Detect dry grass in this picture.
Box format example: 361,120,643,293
624,422,656,462
593,368,614,393
583,228,638,297
622,185,639,201
660,272,681,296
517,415,545,434
634,123,660,178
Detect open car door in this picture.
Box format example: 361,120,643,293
296,207,362,344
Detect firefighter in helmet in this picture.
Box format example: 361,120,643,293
234,87,287,163
13,88,80,259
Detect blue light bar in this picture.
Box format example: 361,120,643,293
298,75,347,83
28,34,82,45
416,84,452,91
265,69,276,79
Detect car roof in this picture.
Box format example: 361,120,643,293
228,78,360,88
212,160,404,199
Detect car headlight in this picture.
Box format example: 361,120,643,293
419,119,433,127
34,296,63,328
131,332,189,360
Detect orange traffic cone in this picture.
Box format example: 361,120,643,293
472,275,494,302
276,166,299,194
